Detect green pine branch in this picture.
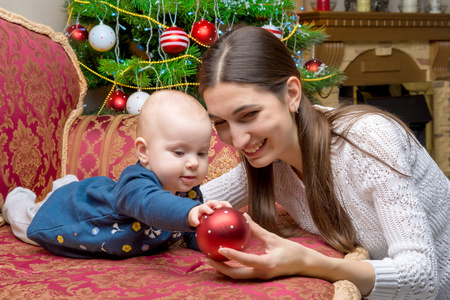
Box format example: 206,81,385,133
66,0,345,112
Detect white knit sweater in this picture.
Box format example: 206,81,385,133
201,113,450,300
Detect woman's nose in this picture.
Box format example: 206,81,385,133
230,124,250,150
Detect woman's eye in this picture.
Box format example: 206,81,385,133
243,111,258,119
213,119,227,127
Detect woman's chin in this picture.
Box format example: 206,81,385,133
246,157,272,169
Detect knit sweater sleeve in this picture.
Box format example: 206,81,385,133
340,115,439,299
200,162,248,209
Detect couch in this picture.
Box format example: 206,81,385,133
0,7,369,299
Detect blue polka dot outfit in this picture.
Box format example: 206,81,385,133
27,162,202,259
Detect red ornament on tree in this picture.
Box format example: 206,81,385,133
160,26,189,55
262,24,282,39
191,19,218,46
196,207,251,261
66,24,88,42
107,90,128,112
304,58,324,72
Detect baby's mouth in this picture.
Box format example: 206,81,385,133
181,176,196,183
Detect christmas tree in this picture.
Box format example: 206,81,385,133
64,0,344,114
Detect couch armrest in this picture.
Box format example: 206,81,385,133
0,8,86,205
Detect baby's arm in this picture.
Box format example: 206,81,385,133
186,200,232,227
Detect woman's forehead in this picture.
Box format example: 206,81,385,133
204,83,259,107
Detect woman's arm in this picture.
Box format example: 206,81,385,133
200,162,248,209
337,114,442,299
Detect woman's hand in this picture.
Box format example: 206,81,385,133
206,213,309,279
207,213,375,296
187,200,232,227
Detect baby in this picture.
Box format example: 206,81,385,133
2,90,229,259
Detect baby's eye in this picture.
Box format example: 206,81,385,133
174,151,184,156
197,151,208,157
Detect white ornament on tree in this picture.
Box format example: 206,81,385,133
89,23,116,52
127,91,150,114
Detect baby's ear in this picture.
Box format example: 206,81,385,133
135,137,149,164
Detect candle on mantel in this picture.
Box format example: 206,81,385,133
317,0,330,11
402,0,418,12
430,0,441,13
357,0,371,11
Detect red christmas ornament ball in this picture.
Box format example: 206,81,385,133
107,90,128,112
191,19,218,46
66,24,88,42
304,58,324,72
196,207,251,261
160,26,189,54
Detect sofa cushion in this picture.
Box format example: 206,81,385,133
66,114,240,183
0,8,86,206
0,206,345,299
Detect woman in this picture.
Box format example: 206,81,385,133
198,26,449,299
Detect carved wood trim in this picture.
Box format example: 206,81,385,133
315,42,344,67
430,41,450,80
298,12,450,42
343,49,426,86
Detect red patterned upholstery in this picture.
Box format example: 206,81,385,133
0,207,343,299
66,115,139,181
66,114,240,184
0,7,366,300
0,8,86,205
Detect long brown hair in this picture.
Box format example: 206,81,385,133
199,26,412,253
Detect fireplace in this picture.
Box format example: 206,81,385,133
298,11,450,176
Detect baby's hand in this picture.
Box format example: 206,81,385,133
187,200,232,227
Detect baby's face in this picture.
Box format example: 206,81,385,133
145,114,212,194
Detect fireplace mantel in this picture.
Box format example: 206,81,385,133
297,12,450,42
297,12,450,176
297,12,450,82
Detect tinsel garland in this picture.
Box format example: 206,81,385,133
65,0,344,113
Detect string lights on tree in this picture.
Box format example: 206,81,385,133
64,0,344,114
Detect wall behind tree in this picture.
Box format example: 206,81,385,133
0,0,67,31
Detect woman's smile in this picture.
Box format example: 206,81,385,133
204,82,301,169
243,139,266,155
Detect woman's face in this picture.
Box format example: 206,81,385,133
203,82,300,168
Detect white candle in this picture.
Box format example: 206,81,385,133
430,0,441,13
402,0,418,12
